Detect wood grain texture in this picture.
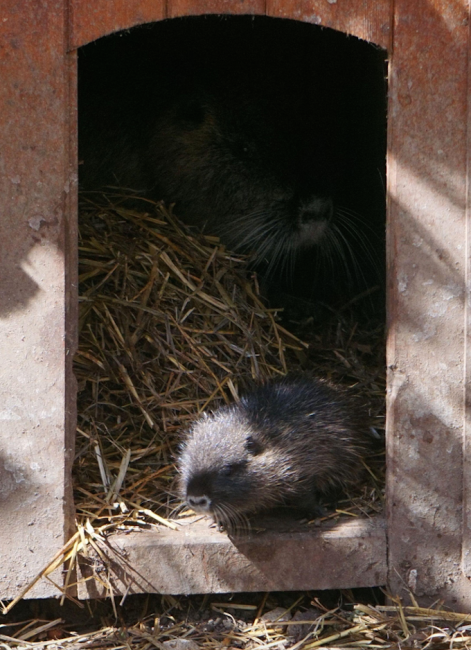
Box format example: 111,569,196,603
168,0,266,19
78,516,387,598
464,0,471,592
386,0,470,608
0,0,76,600
267,0,391,49
70,0,392,50
69,0,166,49
70,0,265,49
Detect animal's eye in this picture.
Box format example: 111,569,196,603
219,461,248,477
220,464,236,477
245,435,263,456
233,140,251,158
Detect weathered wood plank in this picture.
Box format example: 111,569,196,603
267,0,391,50
387,0,470,608
78,516,386,598
69,0,166,49
168,0,266,19
464,0,471,591
69,0,267,49
0,0,77,600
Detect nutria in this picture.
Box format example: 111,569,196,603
178,376,369,531
78,16,386,300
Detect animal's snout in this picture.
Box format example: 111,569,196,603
187,493,211,512
296,196,334,245
299,196,334,224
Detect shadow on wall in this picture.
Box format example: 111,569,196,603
383,0,469,606
0,450,39,514
1,24,75,319
1,236,47,317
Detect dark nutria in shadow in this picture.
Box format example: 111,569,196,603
79,16,387,304
178,376,370,532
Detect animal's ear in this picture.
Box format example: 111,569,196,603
245,435,263,456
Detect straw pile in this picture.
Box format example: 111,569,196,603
72,196,385,530
74,196,311,527
4,591,471,649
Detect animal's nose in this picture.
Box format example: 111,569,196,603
299,196,334,224
187,494,211,511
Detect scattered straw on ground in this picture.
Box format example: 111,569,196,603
3,590,471,649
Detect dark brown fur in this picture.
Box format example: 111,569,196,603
79,16,386,302
178,376,369,530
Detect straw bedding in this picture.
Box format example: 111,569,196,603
73,196,385,528
2,195,386,625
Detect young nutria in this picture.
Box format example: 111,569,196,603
178,376,369,531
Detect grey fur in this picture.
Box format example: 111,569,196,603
178,376,368,530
